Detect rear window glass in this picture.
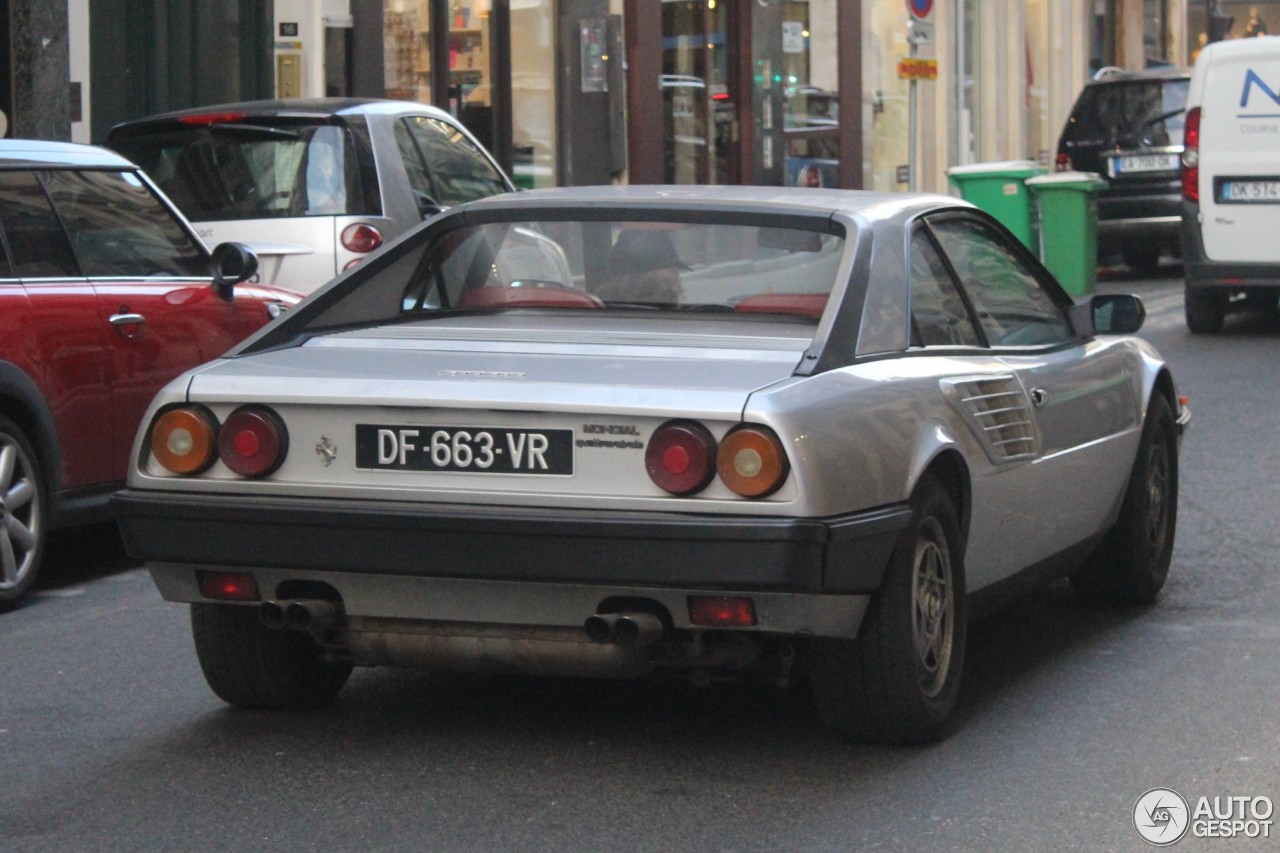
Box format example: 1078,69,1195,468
1063,79,1189,147
113,122,369,221
291,216,847,334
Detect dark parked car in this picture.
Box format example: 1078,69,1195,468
0,140,298,610
106,98,514,294
1056,67,1191,274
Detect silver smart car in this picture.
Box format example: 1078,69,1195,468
106,98,513,293
113,186,1188,744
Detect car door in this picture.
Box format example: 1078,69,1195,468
918,214,1143,586
0,169,112,489
40,167,255,479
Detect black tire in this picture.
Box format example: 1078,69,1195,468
1071,394,1178,606
810,476,966,744
0,416,47,613
1185,287,1225,334
1123,246,1161,277
191,603,353,710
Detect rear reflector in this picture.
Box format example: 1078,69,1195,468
197,571,260,602
688,596,757,627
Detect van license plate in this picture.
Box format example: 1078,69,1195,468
1221,180,1280,203
1110,153,1180,176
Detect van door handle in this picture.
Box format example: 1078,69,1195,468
1030,388,1050,407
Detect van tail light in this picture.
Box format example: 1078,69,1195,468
645,421,717,496
1182,106,1201,202
1055,151,1071,172
717,425,789,498
150,406,219,474
217,406,288,478
341,223,383,254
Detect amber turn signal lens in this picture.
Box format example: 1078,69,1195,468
716,425,789,498
150,406,218,475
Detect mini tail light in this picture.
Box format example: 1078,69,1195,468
1055,152,1071,172
645,420,717,496
1182,106,1201,202
688,596,757,627
716,425,789,498
150,405,219,475
218,405,288,478
341,223,383,254
342,258,363,272
197,570,260,602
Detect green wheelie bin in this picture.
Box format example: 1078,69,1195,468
1025,171,1107,299
946,160,1048,251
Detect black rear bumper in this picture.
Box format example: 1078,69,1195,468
112,490,911,595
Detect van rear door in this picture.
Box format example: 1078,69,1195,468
1198,44,1280,261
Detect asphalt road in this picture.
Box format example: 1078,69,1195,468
2,265,1278,852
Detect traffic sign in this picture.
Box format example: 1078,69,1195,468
897,58,938,80
907,0,933,20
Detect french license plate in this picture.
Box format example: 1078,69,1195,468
1110,153,1179,176
1220,180,1280,203
355,424,573,475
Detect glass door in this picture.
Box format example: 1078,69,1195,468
662,0,733,184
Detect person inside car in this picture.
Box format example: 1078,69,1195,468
596,229,686,305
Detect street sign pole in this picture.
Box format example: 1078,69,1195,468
905,0,933,192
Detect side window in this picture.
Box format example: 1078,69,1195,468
43,170,207,278
0,171,79,277
394,118,443,218
404,116,509,207
909,230,980,347
928,217,1074,347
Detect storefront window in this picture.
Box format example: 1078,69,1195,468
661,0,731,184
866,0,910,191
1189,1,1278,64
782,1,840,188
511,1,557,188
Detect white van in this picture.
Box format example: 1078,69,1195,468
1181,37,1280,332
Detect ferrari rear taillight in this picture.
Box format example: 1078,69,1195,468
218,406,289,478
717,425,789,498
645,421,717,496
1182,106,1201,202
341,223,383,254
150,405,219,474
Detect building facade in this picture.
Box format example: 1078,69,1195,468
11,1,1267,193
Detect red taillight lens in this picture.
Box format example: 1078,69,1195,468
645,421,716,495
197,570,260,602
217,405,288,478
716,425,789,498
341,223,383,254
1182,106,1201,202
1055,151,1071,172
688,596,757,627
150,406,219,475
176,112,247,125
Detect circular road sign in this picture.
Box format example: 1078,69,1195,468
907,0,933,20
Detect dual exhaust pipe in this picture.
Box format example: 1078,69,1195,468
260,599,338,633
583,612,663,647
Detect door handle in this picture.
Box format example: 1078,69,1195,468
109,312,146,338
1030,387,1049,407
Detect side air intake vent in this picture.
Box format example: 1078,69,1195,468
941,376,1038,464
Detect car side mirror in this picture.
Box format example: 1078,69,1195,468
1090,293,1146,335
210,242,260,300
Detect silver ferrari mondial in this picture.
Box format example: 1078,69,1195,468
113,186,1188,743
